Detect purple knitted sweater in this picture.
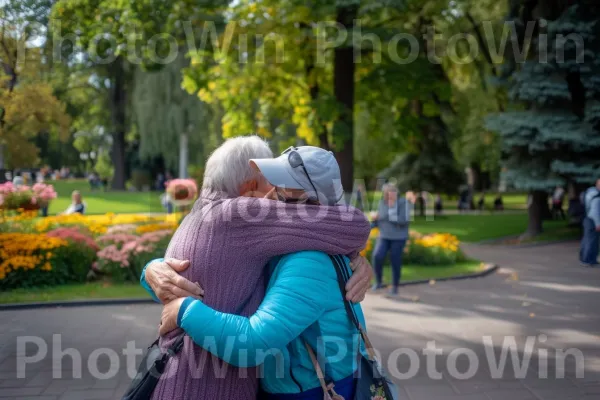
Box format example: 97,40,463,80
151,191,369,400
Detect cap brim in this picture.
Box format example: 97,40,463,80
249,158,304,189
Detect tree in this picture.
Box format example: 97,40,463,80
184,0,471,192
50,0,228,189
0,6,70,169
132,51,211,174
486,1,600,238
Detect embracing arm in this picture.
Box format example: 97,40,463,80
227,197,370,260
140,259,162,303
140,258,202,304
176,254,330,367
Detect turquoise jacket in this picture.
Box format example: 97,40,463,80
141,252,366,394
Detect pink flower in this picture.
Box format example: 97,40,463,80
32,183,57,201
106,224,137,234
166,179,198,201
96,233,139,245
47,227,99,251
0,182,15,194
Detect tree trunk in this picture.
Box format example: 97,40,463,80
179,131,189,178
332,5,357,192
111,131,126,190
522,190,546,239
108,58,128,190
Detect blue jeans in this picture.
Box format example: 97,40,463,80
580,217,599,265
373,238,407,287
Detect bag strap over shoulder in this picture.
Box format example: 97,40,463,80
303,341,343,400
329,255,378,360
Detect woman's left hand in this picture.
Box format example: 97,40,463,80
347,256,374,303
159,297,185,336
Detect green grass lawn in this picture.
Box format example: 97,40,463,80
0,262,483,304
380,260,484,284
365,191,528,211
48,179,164,215
0,282,148,304
409,213,578,242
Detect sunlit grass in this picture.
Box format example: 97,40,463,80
0,282,148,304
380,260,484,284
48,180,164,215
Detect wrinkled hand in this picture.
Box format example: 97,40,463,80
146,258,203,304
347,256,374,303
159,297,185,336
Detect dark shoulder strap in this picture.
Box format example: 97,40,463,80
328,255,362,332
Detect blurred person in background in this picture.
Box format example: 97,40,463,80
552,185,566,220
371,183,411,295
580,179,600,267
62,190,86,215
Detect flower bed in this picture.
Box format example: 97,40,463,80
0,182,57,210
0,211,180,289
361,228,466,266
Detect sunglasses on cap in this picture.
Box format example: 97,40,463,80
281,146,319,200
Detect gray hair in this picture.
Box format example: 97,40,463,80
202,136,273,197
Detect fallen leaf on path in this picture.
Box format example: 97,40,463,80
429,280,436,285
529,313,536,318
412,296,420,302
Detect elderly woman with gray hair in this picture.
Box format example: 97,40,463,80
371,183,411,295
139,136,372,399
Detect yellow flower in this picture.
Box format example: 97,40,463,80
135,222,177,234
0,233,67,281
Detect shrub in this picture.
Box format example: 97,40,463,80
95,230,173,282
130,169,152,191
2,212,178,289
47,227,100,251
361,229,466,266
0,182,57,210
0,233,94,289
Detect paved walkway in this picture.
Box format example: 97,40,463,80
0,242,598,399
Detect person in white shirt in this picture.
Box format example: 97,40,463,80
62,191,86,215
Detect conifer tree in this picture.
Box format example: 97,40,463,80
486,1,600,237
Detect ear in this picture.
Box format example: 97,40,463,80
239,180,257,196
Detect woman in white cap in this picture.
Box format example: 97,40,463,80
158,146,371,400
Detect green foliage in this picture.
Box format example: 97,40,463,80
94,151,114,181
132,52,211,171
486,3,600,190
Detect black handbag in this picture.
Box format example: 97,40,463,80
121,334,185,400
321,255,398,400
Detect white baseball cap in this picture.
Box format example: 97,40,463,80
250,146,344,205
